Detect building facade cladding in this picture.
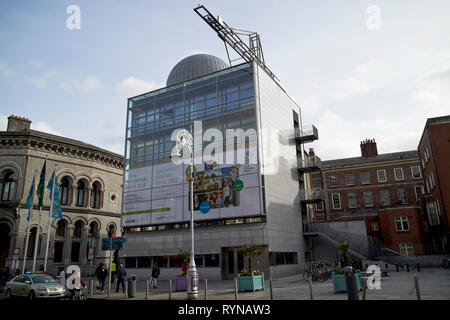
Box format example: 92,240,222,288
417,115,450,253
0,116,124,273
122,61,305,279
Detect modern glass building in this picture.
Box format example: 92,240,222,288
121,54,312,280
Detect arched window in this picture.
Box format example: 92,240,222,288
90,181,101,209
75,180,86,207
108,224,116,237
73,220,83,238
27,227,40,257
1,170,16,201
60,177,70,206
89,221,99,238
56,220,66,237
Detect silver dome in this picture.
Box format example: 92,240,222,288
166,54,229,87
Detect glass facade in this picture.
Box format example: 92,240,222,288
123,63,262,227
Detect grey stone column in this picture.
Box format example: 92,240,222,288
71,184,77,207
86,187,92,208
80,225,89,265
63,224,74,266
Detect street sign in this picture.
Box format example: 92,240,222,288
101,237,127,251
88,247,94,260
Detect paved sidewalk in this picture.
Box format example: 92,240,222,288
87,268,450,300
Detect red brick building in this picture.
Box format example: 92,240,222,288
417,115,450,253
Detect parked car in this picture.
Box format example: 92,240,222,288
4,273,65,300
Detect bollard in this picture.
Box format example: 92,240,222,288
269,278,273,300
395,263,399,272
125,281,128,299
169,279,172,300
344,266,359,300
146,280,149,300
309,275,314,300
204,279,208,300
234,278,238,300
417,263,420,272
414,275,421,300
406,264,410,272
362,277,367,300
90,279,94,296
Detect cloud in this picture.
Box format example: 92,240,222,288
414,61,450,116
356,60,376,73
115,77,162,100
0,61,55,88
31,121,61,136
59,75,103,93
27,70,56,89
0,115,8,131
314,109,421,160
331,77,372,100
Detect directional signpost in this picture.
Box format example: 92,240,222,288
101,237,127,251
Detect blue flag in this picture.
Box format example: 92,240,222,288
26,175,36,222
46,170,63,219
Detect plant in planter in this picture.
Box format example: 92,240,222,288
174,248,190,291
237,245,265,292
333,241,362,293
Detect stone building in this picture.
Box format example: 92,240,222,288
0,115,124,275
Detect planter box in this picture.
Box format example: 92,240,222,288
174,276,188,291
332,272,362,293
237,272,265,292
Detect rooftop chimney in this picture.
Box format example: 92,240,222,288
360,138,378,158
7,115,32,132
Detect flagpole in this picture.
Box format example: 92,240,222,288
44,163,57,272
22,170,37,274
32,155,47,273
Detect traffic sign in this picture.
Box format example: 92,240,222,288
101,237,127,251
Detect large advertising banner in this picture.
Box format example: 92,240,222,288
122,154,262,227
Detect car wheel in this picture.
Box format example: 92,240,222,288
5,289,12,299
28,290,35,301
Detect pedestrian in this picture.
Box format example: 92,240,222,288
115,264,126,293
150,262,160,289
69,271,87,300
56,266,66,288
0,267,6,294
95,263,108,293
111,261,116,284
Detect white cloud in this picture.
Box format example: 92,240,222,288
414,61,450,116
31,121,61,136
27,70,56,89
115,77,162,100
0,115,8,131
356,60,376,73
59,75,103,93
331,77,372,100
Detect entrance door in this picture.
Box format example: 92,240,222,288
0,223,11,268
222,247,245,280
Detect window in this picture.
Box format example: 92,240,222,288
90,181,101,209
371,222,379,232
361,172,370,185
399,243,414,256
425,147,430,162
397,188,408,204
56,220,66,237
137,257,152,268
394,168,404,181
204,254,220,267
1,170,16,201
269,252,298,266
60,177,70,205
73,221,83,238
312,177,321,188
414,186,424,200
426,180,430,193
411,166,421,179
329,175,338,187
395,216,409,232
75,180,86,207
377,170,387,183
332,193,341,209
430,172,436,188
344,174,354,186
89,221,99,238
347,193,357,208
421,158,425,169
380,190,390,206
315,201,324,211
426,202,440,226
363,191,373,207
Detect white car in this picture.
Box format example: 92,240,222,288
4,273,66,300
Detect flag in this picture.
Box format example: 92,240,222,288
36,159,46,209
26,175,36,222
47,170,63,219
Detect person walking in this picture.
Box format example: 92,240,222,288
115,264,126,293
55,266,66,288
149,262,160,289
95,263,108,293
111,261,116,284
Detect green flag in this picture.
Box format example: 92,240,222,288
36,159,46,209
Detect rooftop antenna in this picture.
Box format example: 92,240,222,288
194,5,281,85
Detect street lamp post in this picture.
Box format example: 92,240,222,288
171,127,198,299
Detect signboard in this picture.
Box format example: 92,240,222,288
88,247,94,260
121,154,262,227
101,237,128,251
13,248,20,256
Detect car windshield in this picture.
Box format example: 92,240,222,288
31,275,57,284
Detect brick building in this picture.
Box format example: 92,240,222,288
417,115,450,253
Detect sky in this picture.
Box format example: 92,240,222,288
0,0,449,160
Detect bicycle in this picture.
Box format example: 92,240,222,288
69,288,87,300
